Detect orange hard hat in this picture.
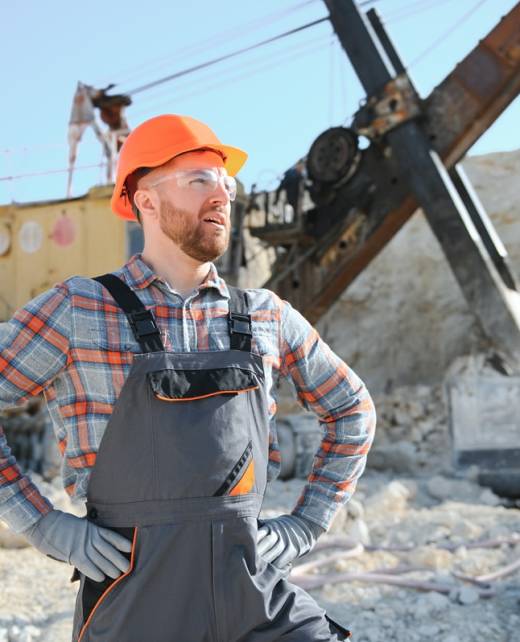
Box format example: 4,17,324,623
111,114,248,220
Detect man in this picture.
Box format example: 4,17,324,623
0,115,376,641
274,160,306,215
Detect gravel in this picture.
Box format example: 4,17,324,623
1,384,519,641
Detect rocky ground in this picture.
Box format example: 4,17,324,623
1,384,519,642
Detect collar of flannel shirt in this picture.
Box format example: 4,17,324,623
120,253,231,300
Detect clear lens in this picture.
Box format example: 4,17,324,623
149,168,237,201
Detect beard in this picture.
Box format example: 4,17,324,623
159,200,230,263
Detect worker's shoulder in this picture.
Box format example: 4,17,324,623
237,286,284,313
58,273,110,300
238,286,300,319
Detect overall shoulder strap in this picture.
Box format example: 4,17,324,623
227,285,252,352
93,274,164,353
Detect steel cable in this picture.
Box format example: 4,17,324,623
130,33,333,118
126,17,329,96
131,30,332,110
97,0,320,90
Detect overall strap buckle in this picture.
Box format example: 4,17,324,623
229,312,253,337
227,286,252,352
128,309,160,338
93,274,165,354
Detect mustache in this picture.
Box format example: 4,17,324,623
201,205,226,215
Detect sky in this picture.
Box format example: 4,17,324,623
1,0,519,205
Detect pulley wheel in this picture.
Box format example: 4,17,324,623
307,127,360,184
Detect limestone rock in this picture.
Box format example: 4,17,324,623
478,488,501,506
368,441,418,474
343,517,371,545
365,480,412,518
408,546,453,571
347,498,364,520
17,627,42,642
0,522,29,550
417,623,440,637
426,475,457,501
421,591,451,613
452,586,480,605
8,626,21,642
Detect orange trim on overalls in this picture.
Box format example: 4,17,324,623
229,458,255,496
77,527,139,642
154,385,259,402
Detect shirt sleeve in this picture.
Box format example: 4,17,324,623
277,297,376,532
0,284,71,533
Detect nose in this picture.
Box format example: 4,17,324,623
209,177,231,204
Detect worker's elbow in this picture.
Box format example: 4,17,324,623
350,382,377,440
363,388,377,444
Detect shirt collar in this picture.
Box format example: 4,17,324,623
197,262,230,299
120,253,230,299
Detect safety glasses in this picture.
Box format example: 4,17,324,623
148,168,237,201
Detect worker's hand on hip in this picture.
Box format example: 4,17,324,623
256,514,324,570
21,509,133,583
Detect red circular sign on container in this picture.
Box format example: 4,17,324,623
52,214,76,247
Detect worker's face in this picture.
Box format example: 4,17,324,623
146,150,232,263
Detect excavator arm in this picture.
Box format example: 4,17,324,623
254,1,520,345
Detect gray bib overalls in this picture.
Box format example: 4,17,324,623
70,274,351,641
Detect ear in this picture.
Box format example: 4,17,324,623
134,187,160,222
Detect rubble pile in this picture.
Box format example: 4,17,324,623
263,473,520,642
262,382,520,642
368,383,452,475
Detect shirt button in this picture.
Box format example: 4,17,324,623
88,508,98,520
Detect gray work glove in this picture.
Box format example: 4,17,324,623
21,509,132,582
256,514,325,571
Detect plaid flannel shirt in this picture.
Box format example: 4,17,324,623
0,253,376,534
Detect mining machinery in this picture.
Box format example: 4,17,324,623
250,0,520,488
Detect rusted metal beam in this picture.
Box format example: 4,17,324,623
426,4,520,167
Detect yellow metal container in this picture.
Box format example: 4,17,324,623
0,185,142,320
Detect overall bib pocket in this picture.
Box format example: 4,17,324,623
147,366,259,402
76,526,138,642
148,364,261,500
